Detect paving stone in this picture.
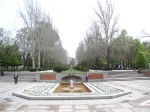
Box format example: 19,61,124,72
75,105,88,109
141,100,150,106
58,108,72,112
4,110,15,112
132,108,150,112
27,109,54,112
59,105,72,109
94,104,117,112
29,106,50,109
22,106,52,112
120,103,134,108
94,108,112,112
112,109,134,112
95,104,115,108
1,73,150,112
76,110,90,112
6,103,22,111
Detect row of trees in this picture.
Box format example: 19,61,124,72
16,0,68,70
76,0,149,70
0,0,68,71
1,0,149,71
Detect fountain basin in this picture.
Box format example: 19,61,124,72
53,83,92,93
13,82,131,100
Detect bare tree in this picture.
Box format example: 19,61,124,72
17,0,68,70
0,28,5,45
142,30,150,38
76,41,86,65
95,0,118,68
76,22,103,68
16,27,30,69
18,0,44,68
86,22,104,66
0,28,12,45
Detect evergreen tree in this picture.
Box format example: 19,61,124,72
136,51,148,69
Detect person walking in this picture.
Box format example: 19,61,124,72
14,72,18,84
138,68,141,74
85,73,88,82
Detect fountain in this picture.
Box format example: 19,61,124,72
52,74,92,93
70,80,74,89
13,71,132,100
53,80,91,93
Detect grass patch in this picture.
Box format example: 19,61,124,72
62,68,86,74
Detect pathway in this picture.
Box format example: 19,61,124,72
0,80,149,112
0,71,150,111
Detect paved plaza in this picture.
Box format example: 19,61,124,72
0,71,150,112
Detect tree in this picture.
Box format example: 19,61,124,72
69,58,76,67
136,51,148,69
112,30,140,69
0,28,22,70
0,28,12,45
0,28,5,67
143,42,150,63
1,43,22,70
94,0,118,69
0,28,5,45
76,41,86,65
16,27,30,69
17,0,68,70
18,0,44,68
142,30,150,38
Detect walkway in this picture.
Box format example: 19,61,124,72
0,71,150,112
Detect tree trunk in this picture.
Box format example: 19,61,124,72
106,47,111,69
31,55,35,68
42,51,45,70
38,50,41,69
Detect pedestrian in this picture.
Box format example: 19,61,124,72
14,72,18,84
85,73,88,82
138,68,141,74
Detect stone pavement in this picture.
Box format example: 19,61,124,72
0,80,150,112
0,71,150,112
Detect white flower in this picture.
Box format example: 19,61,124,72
23,82,124,96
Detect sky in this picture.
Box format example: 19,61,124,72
0,0,150,58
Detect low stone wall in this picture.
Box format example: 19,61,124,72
143,71,150,77
40,74,56,80
87,72,107,81
35,73,56,82
35,71,107,82
88,74,103,79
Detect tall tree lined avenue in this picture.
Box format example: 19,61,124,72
0,0,150,71
76,0,150,70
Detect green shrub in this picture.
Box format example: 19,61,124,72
29,68,37,72
37,68,42,71
53,65,69,73
62,65,70,71
74,66,89,72
101,67,112,70
18,68,24,71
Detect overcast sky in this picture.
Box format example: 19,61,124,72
0,0,150,57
